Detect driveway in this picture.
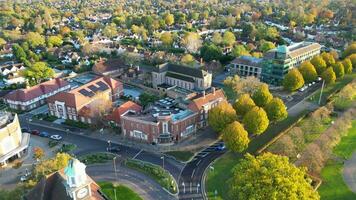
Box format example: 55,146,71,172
343,151,356,193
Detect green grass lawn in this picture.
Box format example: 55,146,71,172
318,120,356,200
98,182,143,200
165,151,194,162
80,152,115,165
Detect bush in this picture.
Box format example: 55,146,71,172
63,119,89,129
57,144,76,153
80,153,115,165
48,140,60,148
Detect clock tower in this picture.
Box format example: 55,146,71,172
64,158,92,200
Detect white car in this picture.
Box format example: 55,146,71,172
50,135,62,141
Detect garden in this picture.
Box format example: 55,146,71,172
98,182,142,200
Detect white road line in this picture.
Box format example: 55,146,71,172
196,160,202,166
191,169,196,179
133,149,143,159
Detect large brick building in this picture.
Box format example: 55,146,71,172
47,76,123,124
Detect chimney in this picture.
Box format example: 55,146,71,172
202,90,206,98
212,87,216,95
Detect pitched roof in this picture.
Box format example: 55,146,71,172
188,89,226,112
166,72,195,82
106,101,142,123
5,78,69,102
92,58,128,75
153,63,207,78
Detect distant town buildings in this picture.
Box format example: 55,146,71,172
0,112,29,167
4,78,70,111
47,76,123,124
152,63,212,92
25,158,105,200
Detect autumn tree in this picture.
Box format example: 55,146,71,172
102,24,118,38
223,31,236,47
299,61,318,83
231,45,250,57
160,32,173,46
181,54,195,65
228,153,319,200
259,40,275,53
164,13,174,26
321,52,335,66
283,68,304,92
342,42,356,58
60,26,71,36
0,38,6,47
26,32,45,48
342,58,353,74
211,32,222,45
221,121,250,153
181,32,202,53
208,102,237,133
347,54,356,67
332,62,345,79
24,62,54,85
321,67,336,85
252,84,273,107
47,35,63,47
265,97,288,122
233,94,255,117
310,56,327,75
12,43,27,61
243,106,269,135
33,147,45,160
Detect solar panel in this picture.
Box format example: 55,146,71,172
79,89,95,97
88,85,99,92
96,81,109,91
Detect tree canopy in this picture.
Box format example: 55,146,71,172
223,31,236,47
283,68,305,92
321,52,335,66
221,121,250,153
321,67,336,85
208,102,237,133
265,97,288,122
26,32,45,48
342,58,353,74
332,61,345,79
252,84,273,107
310,56,327,75
233,93,256,117
24,62,54,85
299,61,318,83
200,43,222,62
228,153,319,200
342,42,356,58
243,106,269,135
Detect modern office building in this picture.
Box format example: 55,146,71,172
0,112,30,167
230,56,263,78
261,42,321,85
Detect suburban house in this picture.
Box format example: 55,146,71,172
0,112,30,167
230,56,263,78
25,158,106,200
4,78,70,111
47,77,123,124
151,63,212,92
261,42,321,85
92,58,130,77
0,63,26,76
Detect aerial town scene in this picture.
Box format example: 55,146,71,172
0,0,355,200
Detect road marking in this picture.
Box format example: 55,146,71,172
133,149,143,159
196,160,202,166
191,169,196,179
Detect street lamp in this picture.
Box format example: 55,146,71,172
160,156,165,171
108,140,111,149
113,156,117,200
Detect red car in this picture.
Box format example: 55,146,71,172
31,130,40,135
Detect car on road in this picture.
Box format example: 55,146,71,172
20,172,31,182
106,147,120,153
39,131,50,137
50,134,62,141
215,143,226,151
31,130,40,135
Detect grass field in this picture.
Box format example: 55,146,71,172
318,120,356,200
99,182,143,200
165,151,194,162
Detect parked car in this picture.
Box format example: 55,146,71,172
20,172,31,182
215,143,226,151
106,147,120,153
31,130,40,135
50,134,62,141
39,131,50,137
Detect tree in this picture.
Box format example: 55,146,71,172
310,55,327,75
259,40,275,52
221,121,249,153
60,26,71,36
223,31,236,47
32,153,71,182
211,32,222,45
208,102,237,133
47,35,63,47
139,93,158,108
283,68,304,92
233,94,255,117
252,84,273,107
200,44,222,62
26,32,45,48
33,147,45,160
347,54,356,67
321,67,336,85
164,13,174,26
243,106,269,135
342,42,356,58
181,32,202,53
24,62,54,84
160,32,173,46
342,58,353,74
102,24,118,38
332,62,345,79
0,38,6,47
265,97,288,122
231,45,250,57
12,44,27,61
228,153,319,200
181,54,195,65
299,61,318,83
321,52,335,66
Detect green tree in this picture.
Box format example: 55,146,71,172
332,61,345,78
231,45,250,57
243,106,269,135
310,55,327,75
208,102,237,133
252,84,273,107
228,153,319,200
342,42,356,58
200,44,222,62
102,24,118,38
259,41,275,53
348,54,356,67
26,32,45,48
12,44,27,61
233,94,255,117
283,68,305,92
139,93,158,108
160,32,173,46
181,54,195,65
342,58,353,74
265,97,288,122
299,61,317,83
24,62,54,84
223,31,236,47
211,32,222,45
47,35,63,47
32,153,71,182
221,121,250,153
164,13,174,26
321,52,335,66
321,67,336,85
